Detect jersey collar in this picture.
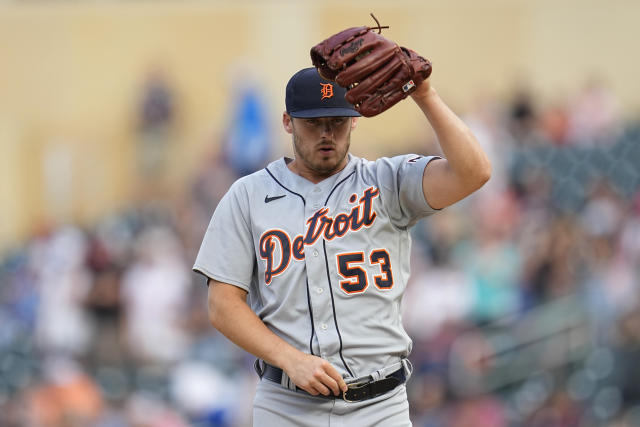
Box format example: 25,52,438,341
267,154,358,197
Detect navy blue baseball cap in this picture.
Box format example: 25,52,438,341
285,67,360,118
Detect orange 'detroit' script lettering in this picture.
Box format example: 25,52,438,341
259,187,380,284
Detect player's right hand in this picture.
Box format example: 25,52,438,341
282,353,348,397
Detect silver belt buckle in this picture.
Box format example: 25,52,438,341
342,377,371,403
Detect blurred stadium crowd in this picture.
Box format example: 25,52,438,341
1,79,640,427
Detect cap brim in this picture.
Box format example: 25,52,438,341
288,108,361,118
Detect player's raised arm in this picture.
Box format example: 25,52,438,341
207,279,348,397
411,81,492,210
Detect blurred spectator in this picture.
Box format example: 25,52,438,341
526,390,581,427
566,77,621,146
26,358,104,426
610,306,640,408
407,372,449,427
448,395,507,427
124,392,188,427
579,180,625,239
455,192,522,322
169,361,238,426
506,85,540,146
136,65,176,187
619,193,640,266
404,214,473,341
520,216,583,305
540,100,571,145
222,84,272,177
84,260,126,371
120,226,191,364
34,226,93,357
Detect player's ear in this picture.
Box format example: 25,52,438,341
351,117,358,130
282,112,293,134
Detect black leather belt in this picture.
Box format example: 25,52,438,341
259,363,406,402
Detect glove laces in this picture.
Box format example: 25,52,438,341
368,13,389,34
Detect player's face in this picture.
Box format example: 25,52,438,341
283,114,357,182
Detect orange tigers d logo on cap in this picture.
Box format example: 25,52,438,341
320,83,334,100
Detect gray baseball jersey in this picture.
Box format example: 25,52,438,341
193,153,440,379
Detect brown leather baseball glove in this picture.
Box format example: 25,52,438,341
310,15,432,117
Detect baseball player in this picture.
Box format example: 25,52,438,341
194,41,490,425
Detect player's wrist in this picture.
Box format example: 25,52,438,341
273,343,303,372
410,81,436,102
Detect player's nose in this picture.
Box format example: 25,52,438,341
320,119,334,135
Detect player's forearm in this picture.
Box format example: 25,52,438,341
208,281,302,370
412,86,491,187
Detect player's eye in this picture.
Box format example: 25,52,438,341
305,119,319,126
332,118,346,125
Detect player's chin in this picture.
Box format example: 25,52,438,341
312,157,341,174
314,149,337,163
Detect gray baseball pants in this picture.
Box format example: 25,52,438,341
252,378,411,426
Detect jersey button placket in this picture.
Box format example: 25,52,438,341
304,187,339,357
310,188,322,210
